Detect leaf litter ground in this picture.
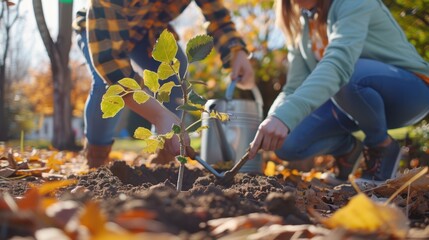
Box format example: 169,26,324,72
1,149,429,239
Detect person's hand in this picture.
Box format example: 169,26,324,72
154,111,191,157
231,50,255,90
248,116,289,159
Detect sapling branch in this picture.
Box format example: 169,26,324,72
100,29,215,192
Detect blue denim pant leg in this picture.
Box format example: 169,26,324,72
275,100,360,161
77,31,186,145
333,59,429,147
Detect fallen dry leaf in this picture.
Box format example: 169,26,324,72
0,167,16,178
321,193,409,238
371,167,429,196
208,213,283,236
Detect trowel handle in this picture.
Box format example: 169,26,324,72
225,78,238,101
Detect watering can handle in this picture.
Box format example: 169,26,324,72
225,78,264,115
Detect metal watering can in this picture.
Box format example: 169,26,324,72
200,81,264,173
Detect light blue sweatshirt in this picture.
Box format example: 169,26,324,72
269,0,429,131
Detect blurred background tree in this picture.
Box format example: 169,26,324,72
0,0,23,141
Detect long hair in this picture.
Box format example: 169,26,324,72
276,0,332,47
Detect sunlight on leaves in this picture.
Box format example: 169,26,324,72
163,130,175,139
157,59,180,80
133,91,150,104
143,70,160,93
118,78,141,90
323,193,409,238
210,111,230,122
104,85,124,96
143,139,163,154
152,30,178,63
38,179,77,195
101,95,125,118
134,127,153,140
158,82,176,96
80,201,107,236
186,34,214,63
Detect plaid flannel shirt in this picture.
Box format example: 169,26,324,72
73,0,248,85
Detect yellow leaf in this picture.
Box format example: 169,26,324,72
105,85,124,97
38,179,77,195
101,95,125,118
143,139,162,154
163,130,175,139
157,59,180,80
143,70,159,93
80,201,107,236
134,127,153,140
264,161,276,177
132,91,150,104
158,81,176,95
118,78,141,90
209,111,230,122
152,29,178,63
323,193,409,238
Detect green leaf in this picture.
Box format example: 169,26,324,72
177,103,204,112
118,78,141,90
172,125,181,134
186,34,214,63
143,70,160,93
158,59,180,80
101,95,124,118
134,127,153,140
105,85,124,97
152,29,178,63
177,156,187,164
188,90,207,105
156,91,170,103
133,91,150,104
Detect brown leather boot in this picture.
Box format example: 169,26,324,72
86,143,113,168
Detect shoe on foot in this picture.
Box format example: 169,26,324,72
323,138,363,185
360,137,402,182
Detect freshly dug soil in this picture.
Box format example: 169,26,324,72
68,161,312,233
2,160,429,238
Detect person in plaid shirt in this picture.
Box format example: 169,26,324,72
73,0,254,168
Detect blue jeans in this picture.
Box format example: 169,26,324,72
276,58,429,160
77,31,187,145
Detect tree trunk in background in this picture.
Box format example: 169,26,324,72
33,0,78,150
0,64,6,141
0,0,22,141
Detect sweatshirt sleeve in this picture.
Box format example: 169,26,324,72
194,0,249,69
269,0,377,131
